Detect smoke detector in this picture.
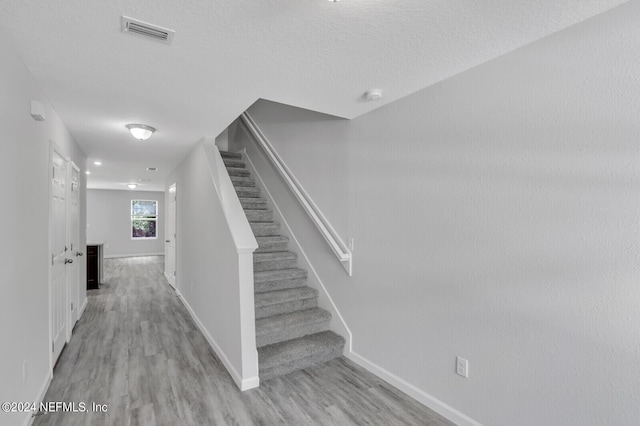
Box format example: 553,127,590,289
121,16,175,45
365,89,383,102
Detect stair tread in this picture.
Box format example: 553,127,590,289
236,187,261,198
245,209,273,223
254,251,297,262
235,186,260,192
255,235,289,243
226,167,251,177
219,151,242,159
255,287,318,308
254,268,308,283
258,331,345,370
223,159,245,168
240,197,267,205
256,308,331,337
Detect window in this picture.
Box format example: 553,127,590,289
131,200,158,239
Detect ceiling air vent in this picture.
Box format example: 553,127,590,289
121,16,175,45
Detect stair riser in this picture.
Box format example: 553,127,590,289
241,201,268,210
223,159,245,168
246,210,273,222
254,258,298,272
257,320,330,347
231,178,256,187
259,345,344,381
255,242,289,253
236,189,260,198
251,224,281,237
255,298,317,319
220,152,242,160
227,168,251,177
254,277,307,293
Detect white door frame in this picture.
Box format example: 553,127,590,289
164,183,177,288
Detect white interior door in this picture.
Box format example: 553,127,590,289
165,184,176,288
68,163,81,326
51,147,69,364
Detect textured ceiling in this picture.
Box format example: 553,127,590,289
0,0,629,191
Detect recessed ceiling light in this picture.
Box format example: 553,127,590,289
94,161,102,166
85,171,91,175
127,184,137,189
126,124,156,141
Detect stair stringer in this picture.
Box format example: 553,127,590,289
240,149,353,354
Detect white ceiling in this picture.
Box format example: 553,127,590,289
0,0,628,191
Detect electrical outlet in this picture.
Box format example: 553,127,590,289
456,356,468,378
22,360,28,383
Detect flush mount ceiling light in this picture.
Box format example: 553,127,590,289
127,184,137,189
126,124,156,141
94,161,102,166
85,171,91,175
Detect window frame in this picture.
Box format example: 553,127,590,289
131,199,158,240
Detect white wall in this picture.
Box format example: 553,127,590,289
87,189,165,258
166,141,259,390
231,3,640,425
0,33,87,426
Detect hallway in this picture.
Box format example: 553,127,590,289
34,256,452,426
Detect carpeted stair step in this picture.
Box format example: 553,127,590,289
223,158,245,169
230,176,256,187
256,308,332,347
245,209,273,223
220,149,345,381
255,287,318,319
220,151,242,159
240,198,268,210
258,331,345,381
250,222,280,237
254,269,308,293
255,236,289,253
227,167,251,177
254,251,297,272
235,186,261,198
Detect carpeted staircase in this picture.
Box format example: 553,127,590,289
220,150,345,380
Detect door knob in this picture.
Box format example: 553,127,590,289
76,251,84,257
65,258,73,264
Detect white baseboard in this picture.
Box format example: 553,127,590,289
104,253,164,259
78,297,88,319
22,370,52,426
346,352,482,426
175,289,259,391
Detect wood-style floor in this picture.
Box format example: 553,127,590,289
34,256,455,426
